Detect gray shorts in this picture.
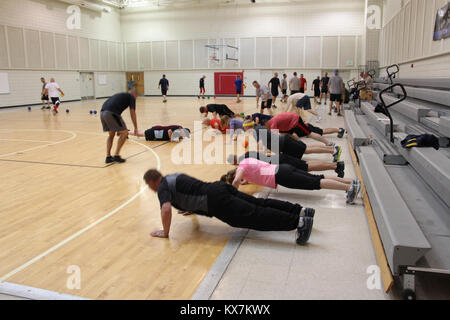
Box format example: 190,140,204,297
100,111,127,132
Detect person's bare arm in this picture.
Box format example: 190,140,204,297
232,169,245,189
256,96,260,108
264,92,269,107
151,202,172,238
58,88,64,95
129,130,145,137
129,108,138,134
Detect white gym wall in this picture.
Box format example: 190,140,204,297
0,0,367,106
379,0,450,78
0,0,126,107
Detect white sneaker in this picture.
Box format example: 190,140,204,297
316,116,322,123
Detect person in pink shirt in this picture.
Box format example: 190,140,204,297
223,158,361,204
267,112,338,146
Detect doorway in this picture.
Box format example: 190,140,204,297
126,72,144,96
80,72,94,99
214,72,244,96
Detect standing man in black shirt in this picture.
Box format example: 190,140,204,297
311,76,321,104
198,75,206,99
100,89,138,164
319,72,330,105
158,75,169,103
268,72,281,109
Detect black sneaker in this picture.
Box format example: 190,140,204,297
296,217,314,246
338,128,345,138
335,161,345,178
272,105,277,109
337,113,343,117
302,208,315,218
113,155,126,163
105,156,114,164
346,182,361,204
41,106,45,110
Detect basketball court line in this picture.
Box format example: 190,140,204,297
0,135,161,283
0,129,77,158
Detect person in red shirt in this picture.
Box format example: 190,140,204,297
267,112,336,146
203,117,230,133
299,74,307,93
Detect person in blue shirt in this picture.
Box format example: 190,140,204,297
235,75,243,103
158,75,169,103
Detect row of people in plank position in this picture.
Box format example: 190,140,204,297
100,91,360,246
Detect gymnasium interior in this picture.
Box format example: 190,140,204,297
0,0,449,301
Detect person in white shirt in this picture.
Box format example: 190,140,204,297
285,92,321,122
43,78,64,113
252,81,273,115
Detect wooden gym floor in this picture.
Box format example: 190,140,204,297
0,96,262,300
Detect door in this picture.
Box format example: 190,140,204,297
214,72,244,96
80,72,94,99
126,72,144,96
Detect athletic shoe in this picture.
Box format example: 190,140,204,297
197,96,200,99
272,105,277,109
333,146,342,163
302,208,316,218
335,161,345,178
113,155,126,163
327,142,336,147
163,100,167,103
346,184,358,204
41,106,45,110
202,96,205,99
105,156,114,164
328,112,332,116
46,106,51,109
338,128,345,138
316,116,322,123
296,217,314,246
353,180,362,198
337,113,343,117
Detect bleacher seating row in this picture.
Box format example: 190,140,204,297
344,74,450,300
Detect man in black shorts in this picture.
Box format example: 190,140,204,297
252,81,273,115
132,125,190,142
311,76,321,104
100,89,138,164
281,73,288,103
268,72,281,109
199,104,235,118
198,75,206,99
158,75,169,103
143,169,314,245
319,72,330,105
40,77,50,109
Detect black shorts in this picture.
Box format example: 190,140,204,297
321,88,328,94
296,96,312,111
314,89,321,97
330,94,342,102
236,89,242,94
289,117,312,138
261,99,272,109
276,164,323,190
161,89,168,95
100,111,127,132
282,89,287,95
307,123,323,136
271,89,279,97
51,97,60,106
291,90,300,95
281,135,306,159
299,88,305,93
41,95,49,101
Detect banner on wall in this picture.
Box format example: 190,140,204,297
433,2,449,41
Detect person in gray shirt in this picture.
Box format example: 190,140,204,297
253,80,273,115
328,69,345,116
143,169,315,246
289,72,300,95
281,73,288,103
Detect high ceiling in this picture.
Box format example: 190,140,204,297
97,0,321,10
